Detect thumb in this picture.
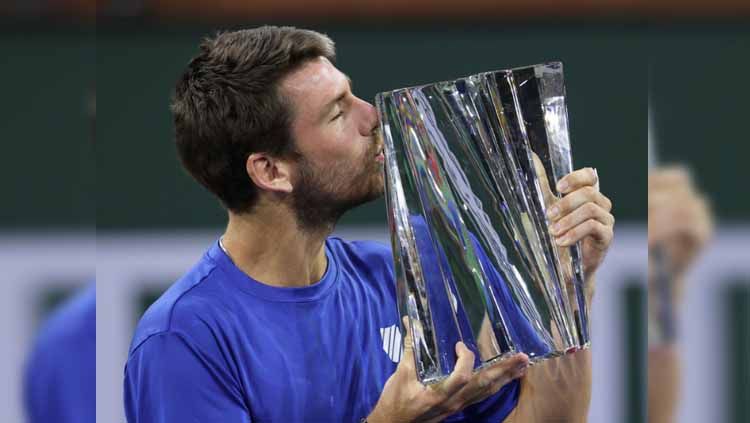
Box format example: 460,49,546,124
401,316,413,355
398,316,415,372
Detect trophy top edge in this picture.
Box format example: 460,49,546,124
374,60,563,98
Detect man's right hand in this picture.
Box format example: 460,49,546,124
367,318,529,423
648,166,712,280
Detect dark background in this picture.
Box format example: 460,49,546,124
97,24,649,230
3,24,748,230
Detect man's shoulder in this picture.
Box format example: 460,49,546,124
128,253,223,355
326,237,398,296
327,236,393,268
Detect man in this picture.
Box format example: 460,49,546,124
124,26,614,422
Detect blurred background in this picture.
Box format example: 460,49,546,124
649,36,750,421
1,0,748,422
0,3,95,423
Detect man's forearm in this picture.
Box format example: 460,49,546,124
507,276,596,423
505,347,592,423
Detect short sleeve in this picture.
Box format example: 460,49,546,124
124,331,251,423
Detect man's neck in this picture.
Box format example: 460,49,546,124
221,206,331,288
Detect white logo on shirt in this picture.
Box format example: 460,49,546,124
379,324,403,363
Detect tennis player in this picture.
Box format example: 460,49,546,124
124,26,614,423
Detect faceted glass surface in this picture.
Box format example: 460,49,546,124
376,62,589,385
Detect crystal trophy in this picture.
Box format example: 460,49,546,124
376,62,589,384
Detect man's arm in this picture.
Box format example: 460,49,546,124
504,281,595,423
505,167,614,422
124,331,251,423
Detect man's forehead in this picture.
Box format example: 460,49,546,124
280,57,351,124
282,57,347,98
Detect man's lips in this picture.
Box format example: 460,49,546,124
374,145,385,162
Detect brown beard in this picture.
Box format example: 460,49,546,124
289,149,384,232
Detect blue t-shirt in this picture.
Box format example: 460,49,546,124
25,283,96,423
124,238,520,422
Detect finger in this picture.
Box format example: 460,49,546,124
401,316,413,354
649,217,705,247
487,364,528,397
396,316,415,375
648,198,712,246
550,202,614,238
433,353,529,417
649,194,708,226
648,189,695,211
556,167,598,194
648,174,699,207
556,219,613,247
462,353,529,406
649,188,710,226
476,353,529,388
547,188,612,221
484,355,530,399
434,342,475,398
649,166,692,189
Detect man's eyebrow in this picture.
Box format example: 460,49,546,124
320,74,353,120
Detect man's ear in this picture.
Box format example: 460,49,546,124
246,153,294,194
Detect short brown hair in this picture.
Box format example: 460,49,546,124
171,26,335,213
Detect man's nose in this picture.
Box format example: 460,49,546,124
360,100,379,136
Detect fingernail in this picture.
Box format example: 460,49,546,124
515,363,528,375
556,235,568,246
549,222,559,234
547,206,560,219
557,180,568,192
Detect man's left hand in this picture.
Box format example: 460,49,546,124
547,167,615,278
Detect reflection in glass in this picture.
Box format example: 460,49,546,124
377,62,589,384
